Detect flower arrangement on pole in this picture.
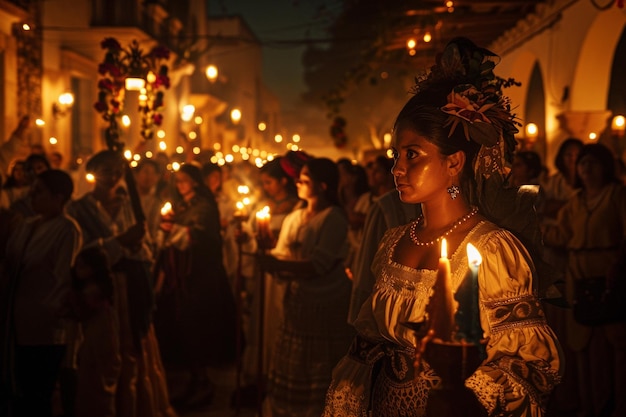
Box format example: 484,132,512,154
94,38,171,150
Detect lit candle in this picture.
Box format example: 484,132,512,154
234,200,246,219
429,238,456,342
160,201,173,216
455,243,483,344
255,205,271,250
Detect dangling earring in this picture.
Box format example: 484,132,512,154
447,185,460,200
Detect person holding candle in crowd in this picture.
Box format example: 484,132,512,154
258,157,354,417
323,37,562,417
66,150,175,417
152,162,238,410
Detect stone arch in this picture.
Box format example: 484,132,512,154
571,8,626,110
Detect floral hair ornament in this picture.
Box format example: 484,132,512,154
413,38,521,180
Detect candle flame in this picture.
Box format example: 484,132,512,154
256,205,271,220
466,243,482,267
441,238,448,259
236,201,244,210
160,201,172,216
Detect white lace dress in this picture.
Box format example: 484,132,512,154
323,220,562,417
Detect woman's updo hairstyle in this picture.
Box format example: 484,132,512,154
394,37,520,205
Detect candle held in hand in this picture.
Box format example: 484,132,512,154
256,206,272,250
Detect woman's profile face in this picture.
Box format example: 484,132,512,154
391,128,450,204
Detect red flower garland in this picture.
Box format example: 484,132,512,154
94,38,171,142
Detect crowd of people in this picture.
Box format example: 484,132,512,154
0,36,625,417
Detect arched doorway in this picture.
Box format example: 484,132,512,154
524,61,547,161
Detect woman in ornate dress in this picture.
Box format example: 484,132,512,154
323,37,562,417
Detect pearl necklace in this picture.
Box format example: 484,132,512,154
409,206,479,247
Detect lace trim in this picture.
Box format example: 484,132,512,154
465,370,505,416
492,356,561,407
322,383,369,417
483,294,547,333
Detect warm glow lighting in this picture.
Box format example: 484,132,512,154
466,243,482,267
49,137,58,145
193,147,201,154
172,162,180,171
138,94,148,102
258,122,267,131
35,118,45,127
130,161,138,168
176,146,184,154
441,238,448,259
243,197,251,206
58,92,74,106
386,149,394,158
85,173,95,183
274,134,283,143
205,65,218,82
213,142,221,151
133,154,141,161
22,23,30,31
225,154,234,163
238,185,250,195
236,201,245,211
123,150,132,160
159,141,167,151
233,145,241,153
589,132,597,140
194,116,203,125
409,49,416,56
230,108,242,124
407,38,417,49
292,134,301,143
612,115,625,136
525,123,538,138
157,130,166,139
290,144,299,151
145,151,153,158
121,115,131,127
181,105,195,122
383,133,392,146
160,201,172,216
423,32,432,43
146,71,156,83
188,131,197,140
125,77,146,91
